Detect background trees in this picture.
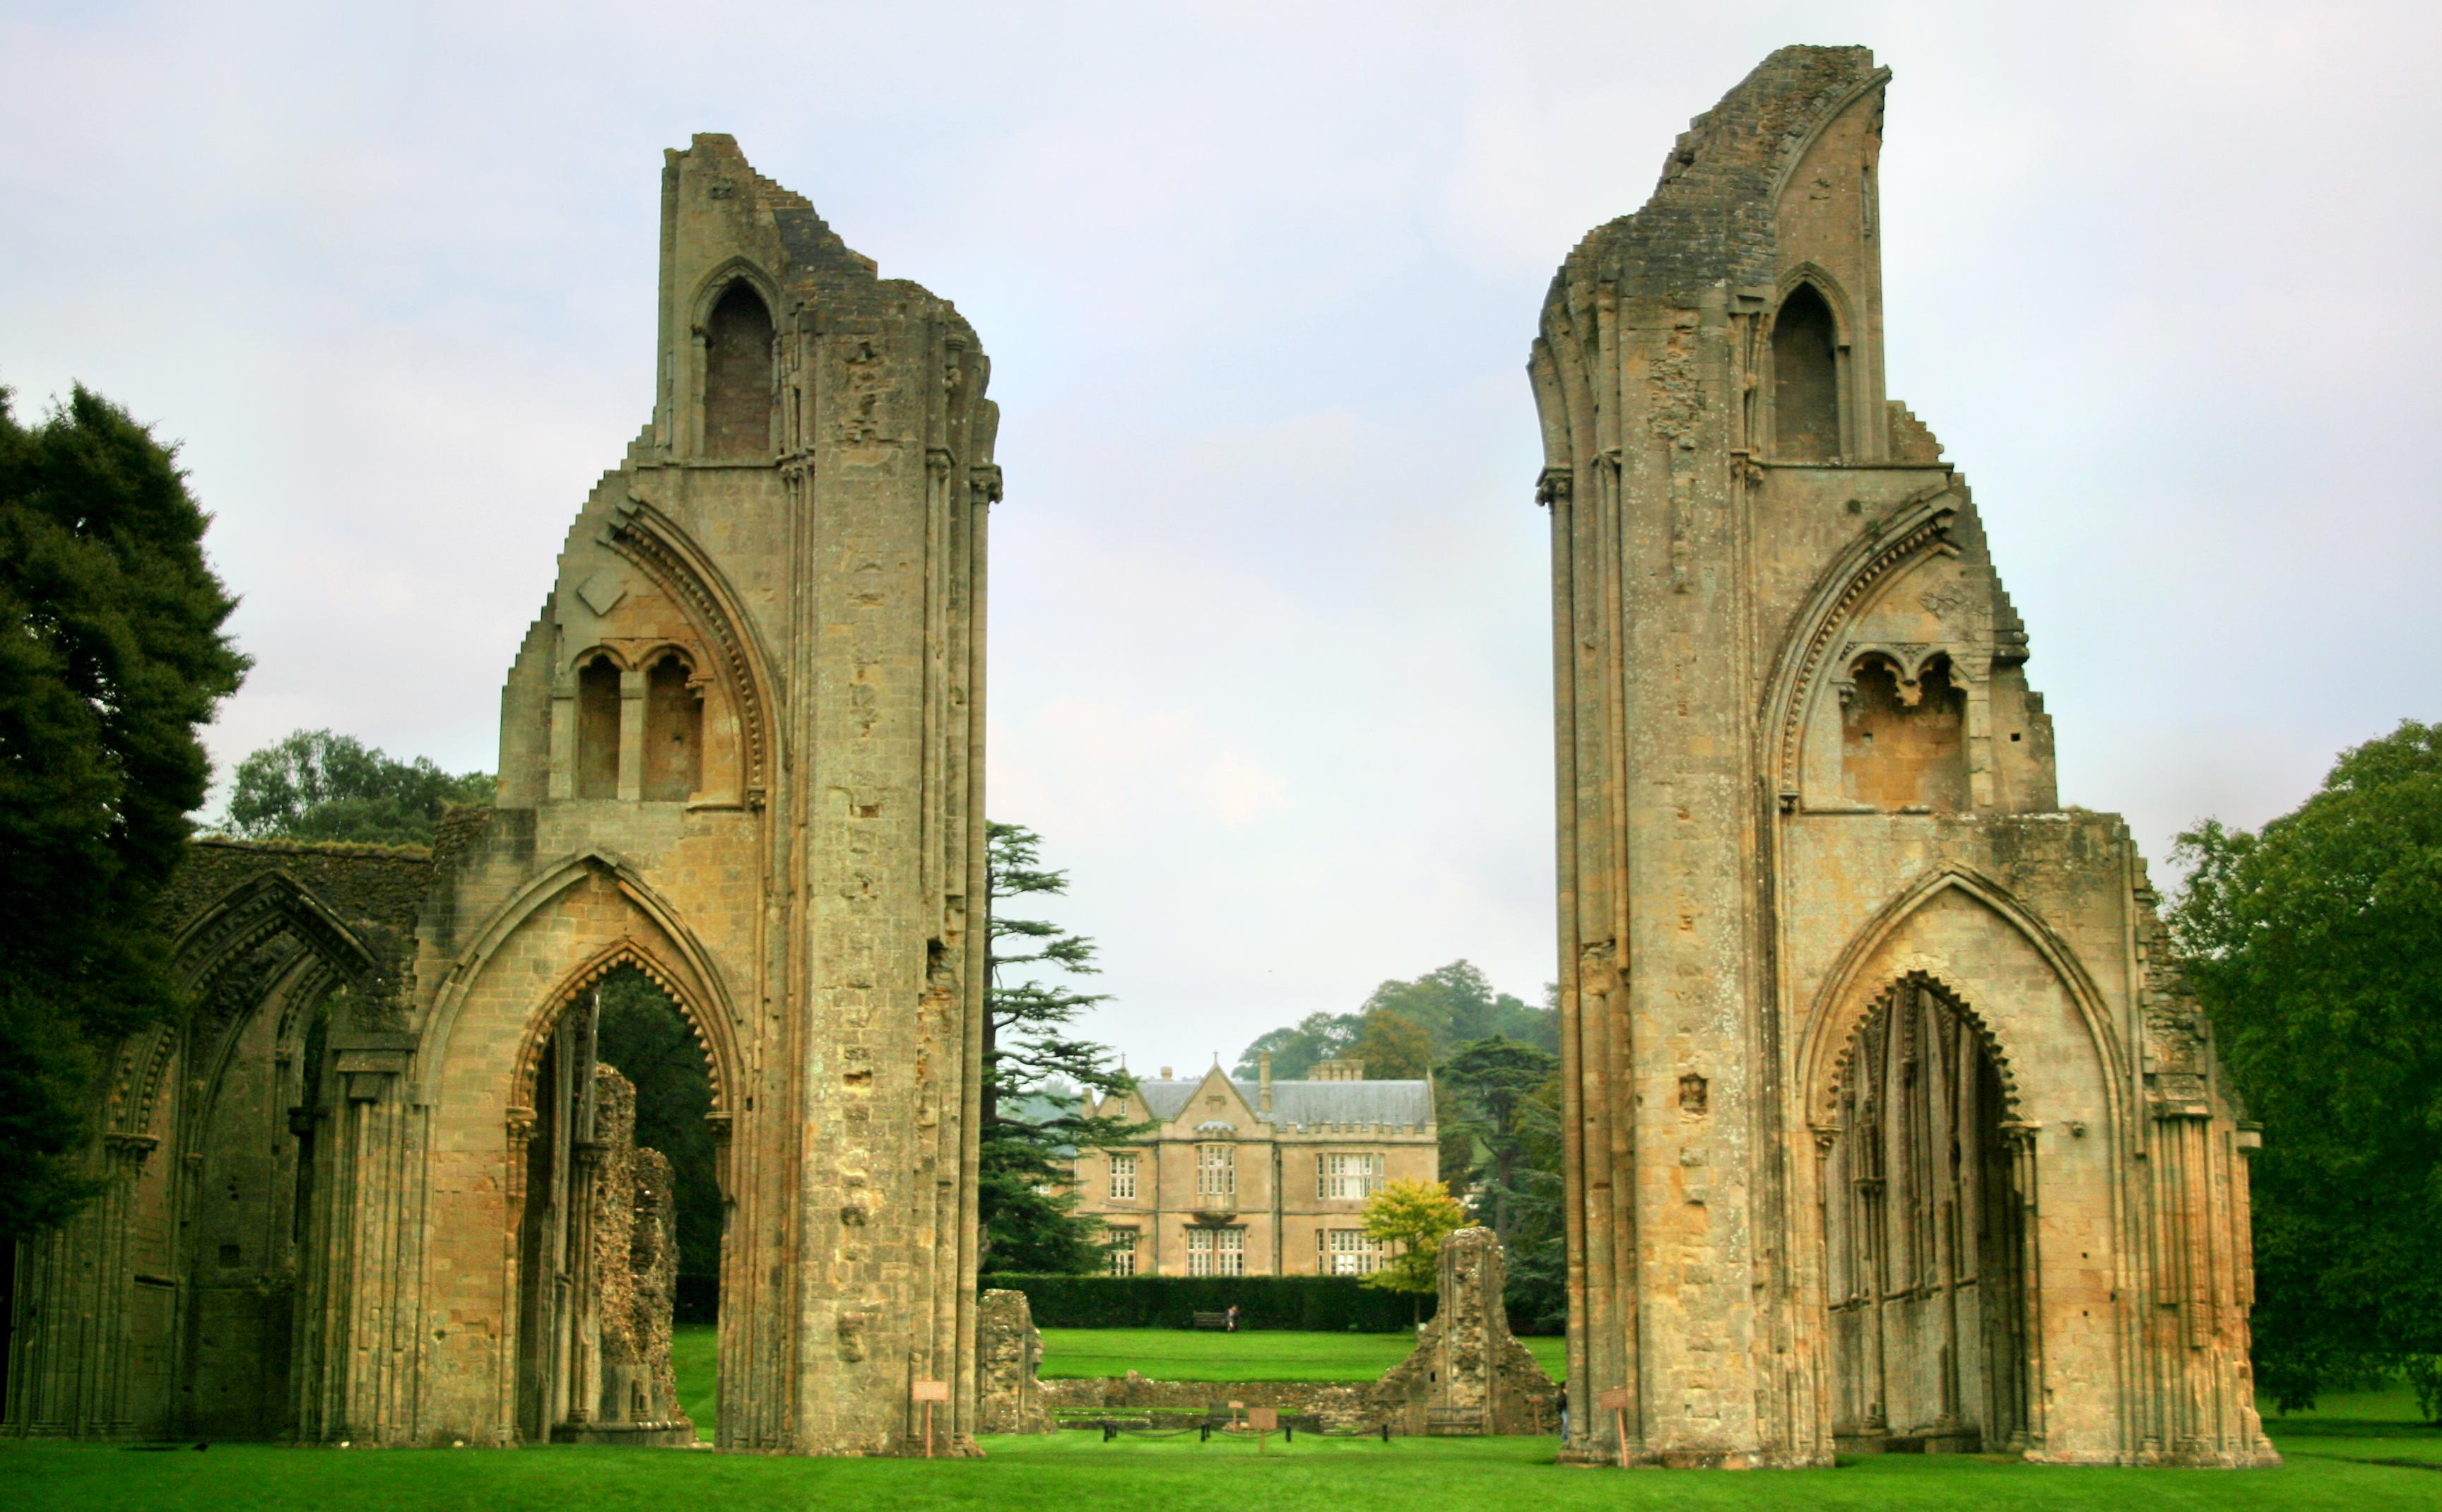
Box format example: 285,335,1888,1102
223,728,490,846
2170,720,2442,1415
981,821,1141,1273
0,386,248,1237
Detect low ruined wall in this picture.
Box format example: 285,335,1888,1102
1039,1376,1387,1430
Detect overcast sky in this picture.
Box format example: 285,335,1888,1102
5,1,2436,1077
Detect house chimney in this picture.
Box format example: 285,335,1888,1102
1160,1065,1173,1080
1258,1053,1273,1115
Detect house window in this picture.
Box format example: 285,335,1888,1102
1106,1227,1139,1276
1196,1144,1235,1201
1186,1227,1245,1278
1326,1229,1382,1276
1319,1152,1384,1200
1109,1151,1138,1201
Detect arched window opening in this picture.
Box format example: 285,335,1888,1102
577,656,623,801
642,654,702,802
517,967,720,1445
1774,282,1841,461
702,282,774,459
1842,655,1967,813
1822,978,2027,1453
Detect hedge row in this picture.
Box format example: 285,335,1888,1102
980,1272,1435,1332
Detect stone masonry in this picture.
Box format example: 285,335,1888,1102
1533,47,2272,1466
1377,1227,1559,1436
974,1289,1049,1434
5,136,997,1453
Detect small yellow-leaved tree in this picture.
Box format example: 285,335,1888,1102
1360,1178,1467,1299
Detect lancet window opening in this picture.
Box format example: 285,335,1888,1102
1771,280,1843,461
575,654,623,801
700,280,775,459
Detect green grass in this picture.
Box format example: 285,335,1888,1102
1037,1327,1569,1381
3,1427,2439,1511
672,1324,716,1438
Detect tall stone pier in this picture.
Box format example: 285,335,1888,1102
1531,47,2274,1467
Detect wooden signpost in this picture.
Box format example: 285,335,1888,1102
1597,1387,1633,1470
1245,1405,1278,1453
911,1379,950,1458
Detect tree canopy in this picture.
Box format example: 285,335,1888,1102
981,821,1141,1273
1360,1177,1468,1297
224,728,490,846
0,384,249,1238
1230,959,1555,1079
2169,719,2442,1414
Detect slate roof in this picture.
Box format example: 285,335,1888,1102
1135,1077,1434,1129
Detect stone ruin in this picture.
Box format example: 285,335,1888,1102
548,1065,692,1445
974,1289,1049,1434
1378,1227,1557,1436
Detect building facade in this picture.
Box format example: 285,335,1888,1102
1535,47,2273,1467
4,136,998,1454
1073,1060,1437,1278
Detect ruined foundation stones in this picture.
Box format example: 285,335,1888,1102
1533,45,2273,1467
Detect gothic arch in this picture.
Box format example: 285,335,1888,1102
109,873,381,1139
416,849,743,1111
596,493,781,805
506,936,730,1121
1771,262,1857,343
1797,864,2130,1140
1765,66,1892,205
688,256,782,335
1760,483,1965,801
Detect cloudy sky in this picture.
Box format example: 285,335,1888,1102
5,1,2436,1076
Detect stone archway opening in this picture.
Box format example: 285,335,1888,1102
513,964,719,1446
1821,975,2031,1454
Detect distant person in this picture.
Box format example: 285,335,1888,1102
1225,1304,1239,1333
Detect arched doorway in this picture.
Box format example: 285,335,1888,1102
512,963,720,1445
1819,974,2032,1453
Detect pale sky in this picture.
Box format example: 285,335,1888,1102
4,1,2436,1077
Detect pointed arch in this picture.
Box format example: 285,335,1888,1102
597,493,781,806
1760,483,1964,801
1797,863,2130,1139
506,937,729,1118
110,872,382,1138
416,849,743,1114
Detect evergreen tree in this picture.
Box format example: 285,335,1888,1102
981,822,1141,1273
224,728,490,846
0,385,248,1238
2169,720,2442,1414
1437,1035,1561,1243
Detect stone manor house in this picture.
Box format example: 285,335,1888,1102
1067,1058,1437,1278
6,44,2272,1470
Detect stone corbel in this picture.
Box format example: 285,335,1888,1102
969,463,1003,507
1535,466,1573,508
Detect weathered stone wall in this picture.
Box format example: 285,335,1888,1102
1530,44,2272,1469
975,1289,1049,1434
1375,1228,1558,1435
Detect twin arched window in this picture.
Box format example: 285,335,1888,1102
574,651,704,801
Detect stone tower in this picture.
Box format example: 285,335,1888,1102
4,136,996,1455
1531,49,2273,1467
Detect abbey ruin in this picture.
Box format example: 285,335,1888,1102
1534,47,2272,1466
4,46,2270,1470
4,135,997,1453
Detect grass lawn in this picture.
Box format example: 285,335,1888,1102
4,1426,2440,1511
1036,1327,1569,1381
13,1337,2431,1509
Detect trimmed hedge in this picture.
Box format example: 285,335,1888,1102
980,1272,1434,1332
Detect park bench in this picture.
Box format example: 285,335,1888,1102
1190,1311,1234,1330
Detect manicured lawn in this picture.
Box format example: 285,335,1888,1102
4,1427,2440,1511
671,1324,717,1438
1037,1327,1568,1381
